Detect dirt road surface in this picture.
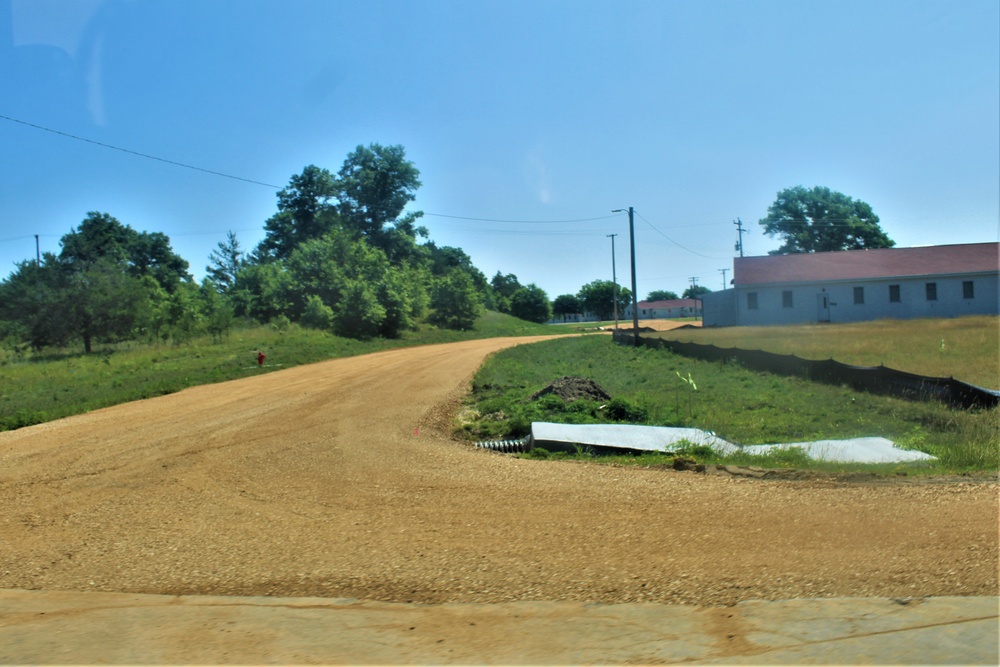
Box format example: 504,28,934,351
1,336,997,611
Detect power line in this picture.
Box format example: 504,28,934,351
424,213,619,224
0,113,283,189
438,228,605,237
632,210,728,260
0,234,58,244
2,114,632,228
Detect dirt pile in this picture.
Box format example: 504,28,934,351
528,376,612,403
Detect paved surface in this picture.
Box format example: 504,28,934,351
1,335,997,663
1,589,996,664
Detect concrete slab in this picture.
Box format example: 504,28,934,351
530,422,936,463
1,589,995,665
740,437,936,464
531,421,734,454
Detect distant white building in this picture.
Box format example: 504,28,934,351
624,298,702,320
550,311,600,323
702,242,999,327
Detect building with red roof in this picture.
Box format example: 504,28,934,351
702,242,998,326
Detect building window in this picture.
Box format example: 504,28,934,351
747,292,758,310
853,286,864,304
889,284,901,303
782,290,793,308
963,281,974,299
926,283,937,301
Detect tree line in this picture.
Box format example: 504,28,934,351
1,147,894,354
0,144,557,353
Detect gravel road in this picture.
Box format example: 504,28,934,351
1,336,996,607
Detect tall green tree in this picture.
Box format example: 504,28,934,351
230,262,291,323
336,143,425,260
510,284,552,324
682,285,711,299
646,290,679,301
1,213,190,352
0,255,73,349
759,186,894,254
578,280,631,321
488,272,521,313
206,230,244,293
60,211,190,291
126,230,191,292
258,165,339,260
552,294,582,320
199,278,235,342
283,231,425,339
423,242,488,291
333,280,386,340
58,258,151,352
430,269,482,330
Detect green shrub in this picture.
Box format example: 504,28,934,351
675,442,715,458
523,446,551,459
604,397,648,422
301,295,334,331
0,409,48,430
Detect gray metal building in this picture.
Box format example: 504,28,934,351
702,242,999,327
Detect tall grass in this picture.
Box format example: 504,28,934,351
650,316,999,388
462,336,999,472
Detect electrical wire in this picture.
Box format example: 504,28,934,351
631,210,729,260
424,213,619,224
0,113,283,190
0,235,57,244
3,114,627,227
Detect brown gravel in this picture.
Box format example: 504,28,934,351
0,336,997,607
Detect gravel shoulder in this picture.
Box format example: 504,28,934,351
0,336,996,607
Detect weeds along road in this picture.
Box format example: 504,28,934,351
0,336,996,607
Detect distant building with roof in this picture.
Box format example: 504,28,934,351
624,298,702,320
701,242,999,327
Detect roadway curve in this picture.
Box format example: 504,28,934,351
0,336,996,606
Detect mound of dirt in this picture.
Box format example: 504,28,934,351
529,376,612,403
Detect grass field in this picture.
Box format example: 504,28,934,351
0,311,566,431
648,315,999,389
461,323,999,473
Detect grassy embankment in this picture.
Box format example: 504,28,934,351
648,315,999,389
0,310,567,431
461,317,999,473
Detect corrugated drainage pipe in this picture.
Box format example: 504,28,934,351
474,436,532,453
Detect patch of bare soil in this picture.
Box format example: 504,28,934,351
0,335,996,612
607,319,702,332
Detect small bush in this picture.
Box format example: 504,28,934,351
675,442,715,458
270,314,292,331
0,409,48,430
755,446,812,467
523,446,551,459
604,397,648,422
301,295,334,331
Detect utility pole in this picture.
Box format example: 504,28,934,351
719,268,728,289
689,276,699,292
35,234,40,265
733,218,746,257
612,207,640,346
607,233,619,329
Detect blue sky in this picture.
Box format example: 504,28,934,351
2,0,998,301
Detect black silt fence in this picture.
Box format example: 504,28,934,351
613,330,999,410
